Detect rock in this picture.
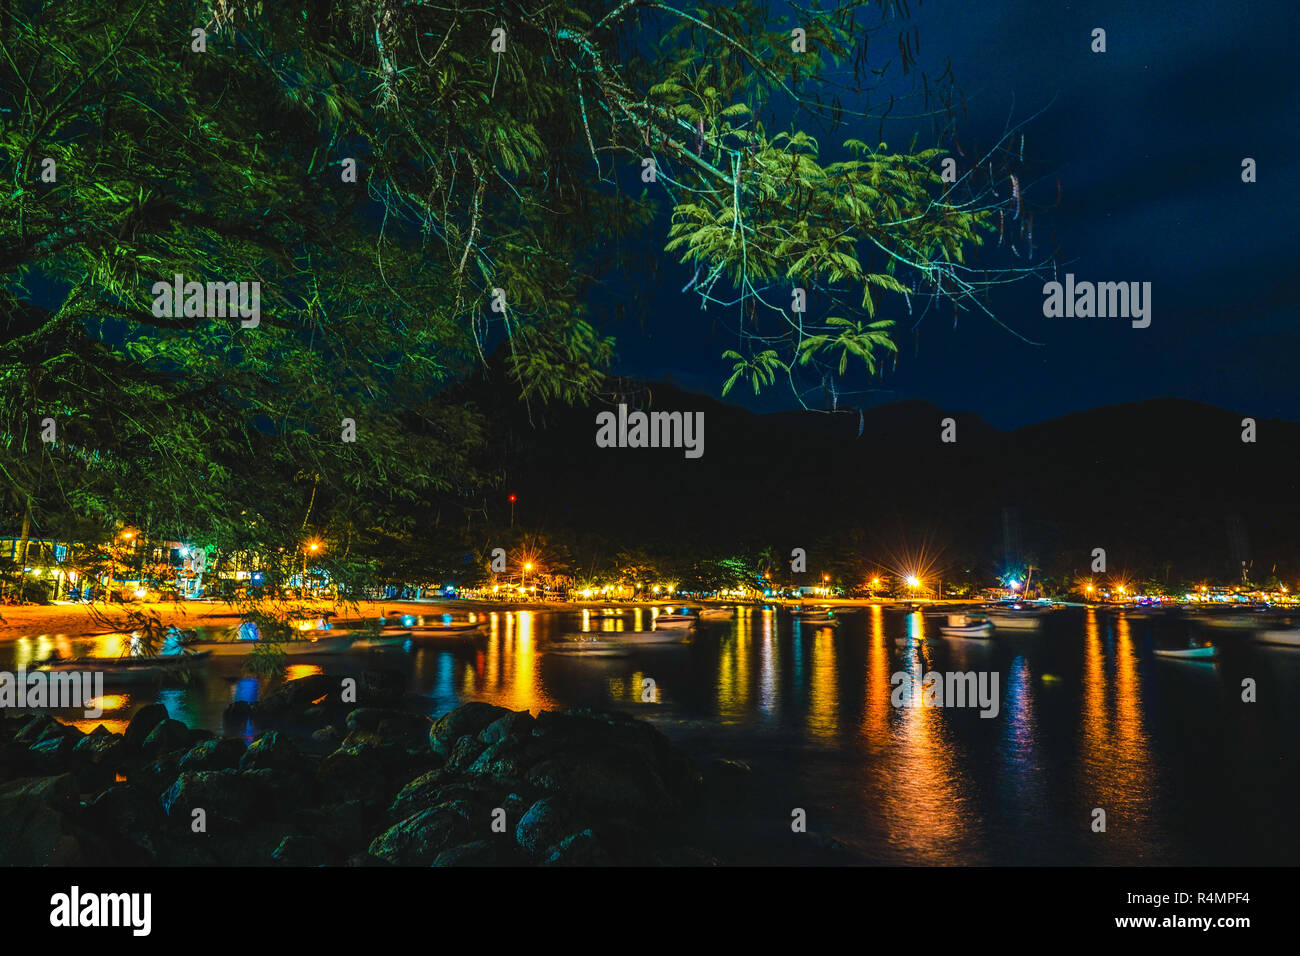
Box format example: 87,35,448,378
542,829,610,866
526,755,674,819
272,834,331,866
123,703,169,752
515,797,576,855
311,725,342,745
160,770,258,826
444,734,487,772
432,839,511,867
131,754,182,796
251,674,338,715
290,800,371,855
464,737,526,782
222,700,252,728
242,767,312,815
28,735,73,774
429,702,512,756
140,719,191,760
239,731,305,773
477,710,535,746
316,741,392,808
368,806,473,865
345,708,433,752
72,730,125,768
386,769,450,821
0,774,88,864
14,714,62,746
355,670,407,708
178,737,246,773
84,784,165,861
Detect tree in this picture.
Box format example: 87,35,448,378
2,0,1051,589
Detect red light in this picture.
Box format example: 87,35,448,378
509,495,516,502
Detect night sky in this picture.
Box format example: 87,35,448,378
603,0,1299,429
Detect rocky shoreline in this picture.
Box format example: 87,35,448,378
0,671,858,866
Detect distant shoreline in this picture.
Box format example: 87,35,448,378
0,596,990,640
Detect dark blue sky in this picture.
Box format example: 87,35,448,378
601,0,1298,428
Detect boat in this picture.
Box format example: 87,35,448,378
594,629,690,644
1154,644,1218,660
1198,615,1262,631
938,621,993,638
548,635,631,657
582,609,627,620
181,629,356,656
36,649,212,684
1256,629,1300,647
398,621,483,633
349,631,413,650
698,608,735,620
793,615,840,627
937,614,992,638
987,608,1050,632
654,613,697,629
790,607,834,621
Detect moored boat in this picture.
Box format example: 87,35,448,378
698,608,735,620
349,631,413,650
1256,629,1300,647
36,649,212,684
938,621,993,638
987,612,1045,630
182,632,355,656
1154,644,1218,660
654,613,697,629
548,635,632,657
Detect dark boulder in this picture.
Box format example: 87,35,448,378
123,703,169,753
0,774,88,864
178,737,246,773
251,674,338,715
239,731,306,773
368,805,473,865
428,702,512,756
272,834,332,866
515,797,578,855
160,770,258,826
140,719,191,760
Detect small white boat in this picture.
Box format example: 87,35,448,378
36,650,211,684
349,631,412,650
939,614,993,638
1256,629,1300,647
1154,645,1218,660
698,608,735,620
654,614,697,629
987,614,1044,630
1198,615,1262,630
548,636,631,658
793,616,840,627
184,632,355,656
598,629,689,644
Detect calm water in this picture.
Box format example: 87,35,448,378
5,605,1299,864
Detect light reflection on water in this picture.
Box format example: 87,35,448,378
4,606,1299,863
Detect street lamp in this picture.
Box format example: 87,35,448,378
303,540,322,596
